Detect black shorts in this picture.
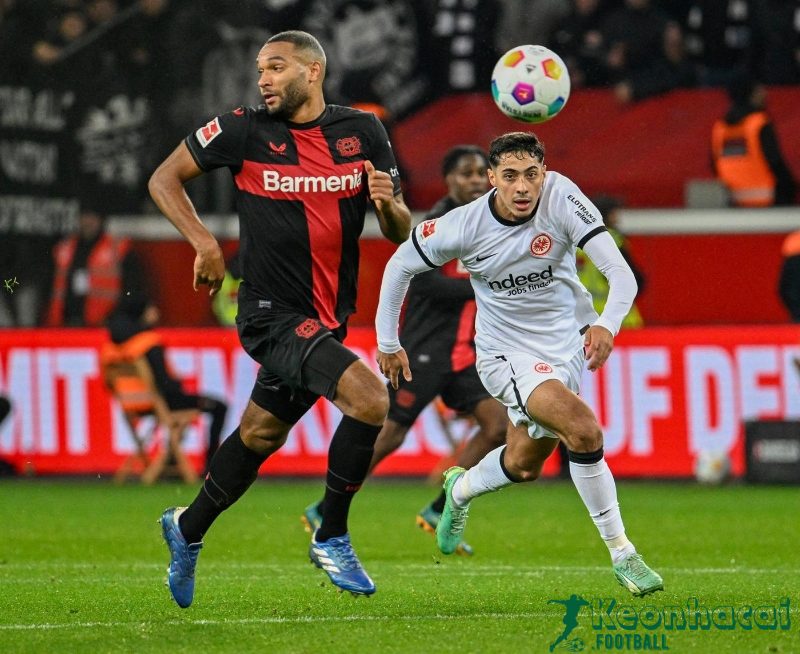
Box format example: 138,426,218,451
237,309,358,424
387,359,490,427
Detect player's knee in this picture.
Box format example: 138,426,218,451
562,419,603,453
516,468,542,482
349,381,389,426
240,420,289,456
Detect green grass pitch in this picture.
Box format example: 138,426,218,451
0,478,797,653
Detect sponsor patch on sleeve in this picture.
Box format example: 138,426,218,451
196,117,222,148
419,219,437,240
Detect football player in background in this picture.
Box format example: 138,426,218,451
303,145,508,556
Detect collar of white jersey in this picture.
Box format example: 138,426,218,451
487,189,539,227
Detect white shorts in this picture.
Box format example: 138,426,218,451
476,348,585,439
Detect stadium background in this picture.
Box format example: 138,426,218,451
1,0,800,481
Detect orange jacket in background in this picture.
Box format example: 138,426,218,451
711,112,776,207
46,233,131,327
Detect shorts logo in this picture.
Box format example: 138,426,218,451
295,319,321,339
196,117,222,147
395,389,416,408
530,233,552,256
233,107,245,116
419,220,436,239
534,362,553,373
336,136,362,157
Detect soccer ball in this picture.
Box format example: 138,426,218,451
491,45,571,124
694,450,731,485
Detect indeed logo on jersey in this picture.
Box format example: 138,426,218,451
262,168,363,193
486,266,553,291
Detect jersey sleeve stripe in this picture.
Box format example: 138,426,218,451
577,225,608,250
411,228,439,269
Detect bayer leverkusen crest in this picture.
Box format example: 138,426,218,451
336,136,362,157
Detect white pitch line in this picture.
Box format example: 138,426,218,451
1,561,798,575
4,566,799,586
2,605,798,633
0,611,548,632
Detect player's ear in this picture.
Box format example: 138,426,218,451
487,168,497,188
307,60,323,83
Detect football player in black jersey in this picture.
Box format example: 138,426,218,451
303,146,507,556
149,30,411,604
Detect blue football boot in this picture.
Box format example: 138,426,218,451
309,531,376,596
160,507,202,608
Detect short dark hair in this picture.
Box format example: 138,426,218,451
266,30,326,69
441,145,489,177
488,132,545,168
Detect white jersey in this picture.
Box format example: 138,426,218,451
376,171,637,364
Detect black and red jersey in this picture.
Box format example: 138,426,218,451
400,196,477,372
185,104,401,329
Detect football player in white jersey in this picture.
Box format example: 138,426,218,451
375,132,663,597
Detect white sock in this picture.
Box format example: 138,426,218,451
569,457,635,563
452,446,516,506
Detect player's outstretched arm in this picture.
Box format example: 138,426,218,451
148,143,225,296
364,160,411,244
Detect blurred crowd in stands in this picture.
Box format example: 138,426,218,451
0,0,799,327
2,0,798,206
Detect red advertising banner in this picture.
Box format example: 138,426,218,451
1,326,798,478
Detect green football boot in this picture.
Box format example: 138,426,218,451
435,466,471,555
416,502,474,556
613,553,664,597
301,501,322,534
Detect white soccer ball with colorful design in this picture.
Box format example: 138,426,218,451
491,45,571,123
694,449,731,485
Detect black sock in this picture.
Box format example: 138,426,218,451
201,397,228,471
315,416,381,541
179,428,267,543
431,491,446,514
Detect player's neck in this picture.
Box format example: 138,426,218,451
288,96,326,124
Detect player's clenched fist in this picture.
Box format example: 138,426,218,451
364,160,394,206
193,243,226,296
